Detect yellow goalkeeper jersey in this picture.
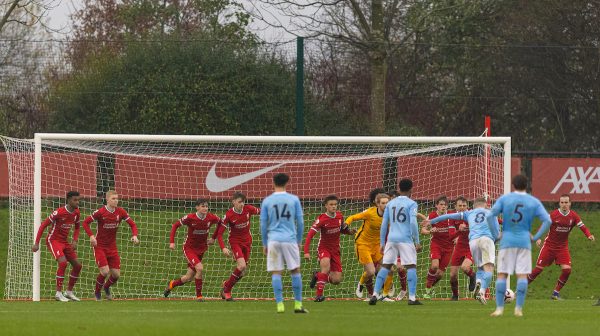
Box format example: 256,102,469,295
345,206,383,246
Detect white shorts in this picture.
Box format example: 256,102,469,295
469,236,496,267
266,241,300,272
497,248,532,275
382,242,417,266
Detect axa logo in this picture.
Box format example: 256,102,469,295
205,163,285,193
551,167,600,194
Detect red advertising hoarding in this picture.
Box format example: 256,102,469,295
532,158,600,202
0,152,521,200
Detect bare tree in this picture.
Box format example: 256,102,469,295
0,0,62,34
248,0,438,135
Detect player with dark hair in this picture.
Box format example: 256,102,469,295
261,173,307,313
488,174,552,317
164,199,220,301
369,178,422,306
422,195,454,299
32,191,83,302
304,195,356,301
448,196,477,300
216,192,260,301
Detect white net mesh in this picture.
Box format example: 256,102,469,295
1,136,506,300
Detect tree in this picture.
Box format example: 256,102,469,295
49,1,297,135
0,0,61,34
249,1,455,136
1,2,54,137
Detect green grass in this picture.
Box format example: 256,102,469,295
1,206,600,335
0,300,599,336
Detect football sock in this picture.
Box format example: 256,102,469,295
476,267,484,283
373,267,390,296
495,278,507,309
398,268,407,291
464,267,475,277
426,268,437,288
482,271,493,291
407,268,417,301
272,274,283,303
95,274,106,293
516,278,528,309
365,277,374,295
382,273,393,296
171,278,184,288
291,272,303,302
56,261,68,292
554,268,571,292
67,263,82,291
316,272,328,296
527,266,544,283
194,278,203,297
359,271,367,285
450,278,459,297
432,273,443,286
104,275,118,289
224,268,243,292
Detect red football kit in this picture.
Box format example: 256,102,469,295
536,209,592,267
170,212,221,269
83,206,139,269
215,205,260,262
35,206,81,261
304,211,348,273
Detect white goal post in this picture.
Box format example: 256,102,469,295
3,134,510,301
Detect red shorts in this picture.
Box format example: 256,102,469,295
429,242,453,271
451,245,473,267
318,247,342,273
46,240,77,261
536,245,571,267
230,243,251,262
94,246,121,269
184,245,207,269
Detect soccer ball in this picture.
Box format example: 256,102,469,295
504,289,515,303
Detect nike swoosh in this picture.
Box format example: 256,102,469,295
205,163,285,193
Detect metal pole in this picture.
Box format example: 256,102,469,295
296,37,305,136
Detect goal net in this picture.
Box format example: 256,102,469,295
0,134,510,301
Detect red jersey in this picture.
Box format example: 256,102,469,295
83,206,139,248
450,213,469,249
216,205,260,249
429,211,454,250
543,209,591,249
35,206,81,244
170,212,221,249
304,211,348,254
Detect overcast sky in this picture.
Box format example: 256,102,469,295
46,0,296,42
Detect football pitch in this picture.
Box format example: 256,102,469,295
0,299,599,336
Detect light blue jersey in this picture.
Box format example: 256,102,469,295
380,196,419,247
260,191,304,246
487,191,551,250
430,208,500,241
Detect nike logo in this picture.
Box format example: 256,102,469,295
205,163,285,193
